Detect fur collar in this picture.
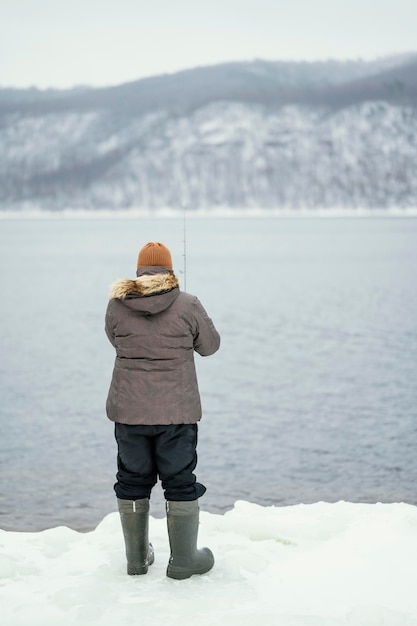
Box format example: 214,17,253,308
110,272,179,300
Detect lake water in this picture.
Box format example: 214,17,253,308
1,214,416,531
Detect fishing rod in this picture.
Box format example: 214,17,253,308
182,200,187,292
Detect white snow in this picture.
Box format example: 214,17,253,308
2,500,417,625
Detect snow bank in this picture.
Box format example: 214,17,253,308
1,501,417,626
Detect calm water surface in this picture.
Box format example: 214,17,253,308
0,215,416,530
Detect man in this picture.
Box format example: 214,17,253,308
105,242,220,579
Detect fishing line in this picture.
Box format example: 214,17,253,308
182,201,187,292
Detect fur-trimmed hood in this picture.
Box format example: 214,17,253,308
109,271,180,316
110,272,179,299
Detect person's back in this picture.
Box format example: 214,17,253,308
106,267,219,425
105,242,220,579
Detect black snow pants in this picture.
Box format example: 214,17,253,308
114,423,206,501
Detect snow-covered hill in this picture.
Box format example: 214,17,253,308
1,57,417,211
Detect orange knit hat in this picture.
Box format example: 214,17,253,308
137,242,173,270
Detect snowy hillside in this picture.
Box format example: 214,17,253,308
1,56,417,211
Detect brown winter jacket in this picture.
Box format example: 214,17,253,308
105,267,220,425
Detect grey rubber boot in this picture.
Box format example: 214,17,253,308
166,500,214,580
117,498,154,575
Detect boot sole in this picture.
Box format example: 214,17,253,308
128,565,149,575
166,561,214,580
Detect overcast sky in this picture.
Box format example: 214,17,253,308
1,0,416,89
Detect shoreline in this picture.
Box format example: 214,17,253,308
1,207,417,219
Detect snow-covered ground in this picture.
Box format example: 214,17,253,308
2,501,417,625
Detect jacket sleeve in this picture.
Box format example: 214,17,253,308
192,297,220,356
105,302,116,347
